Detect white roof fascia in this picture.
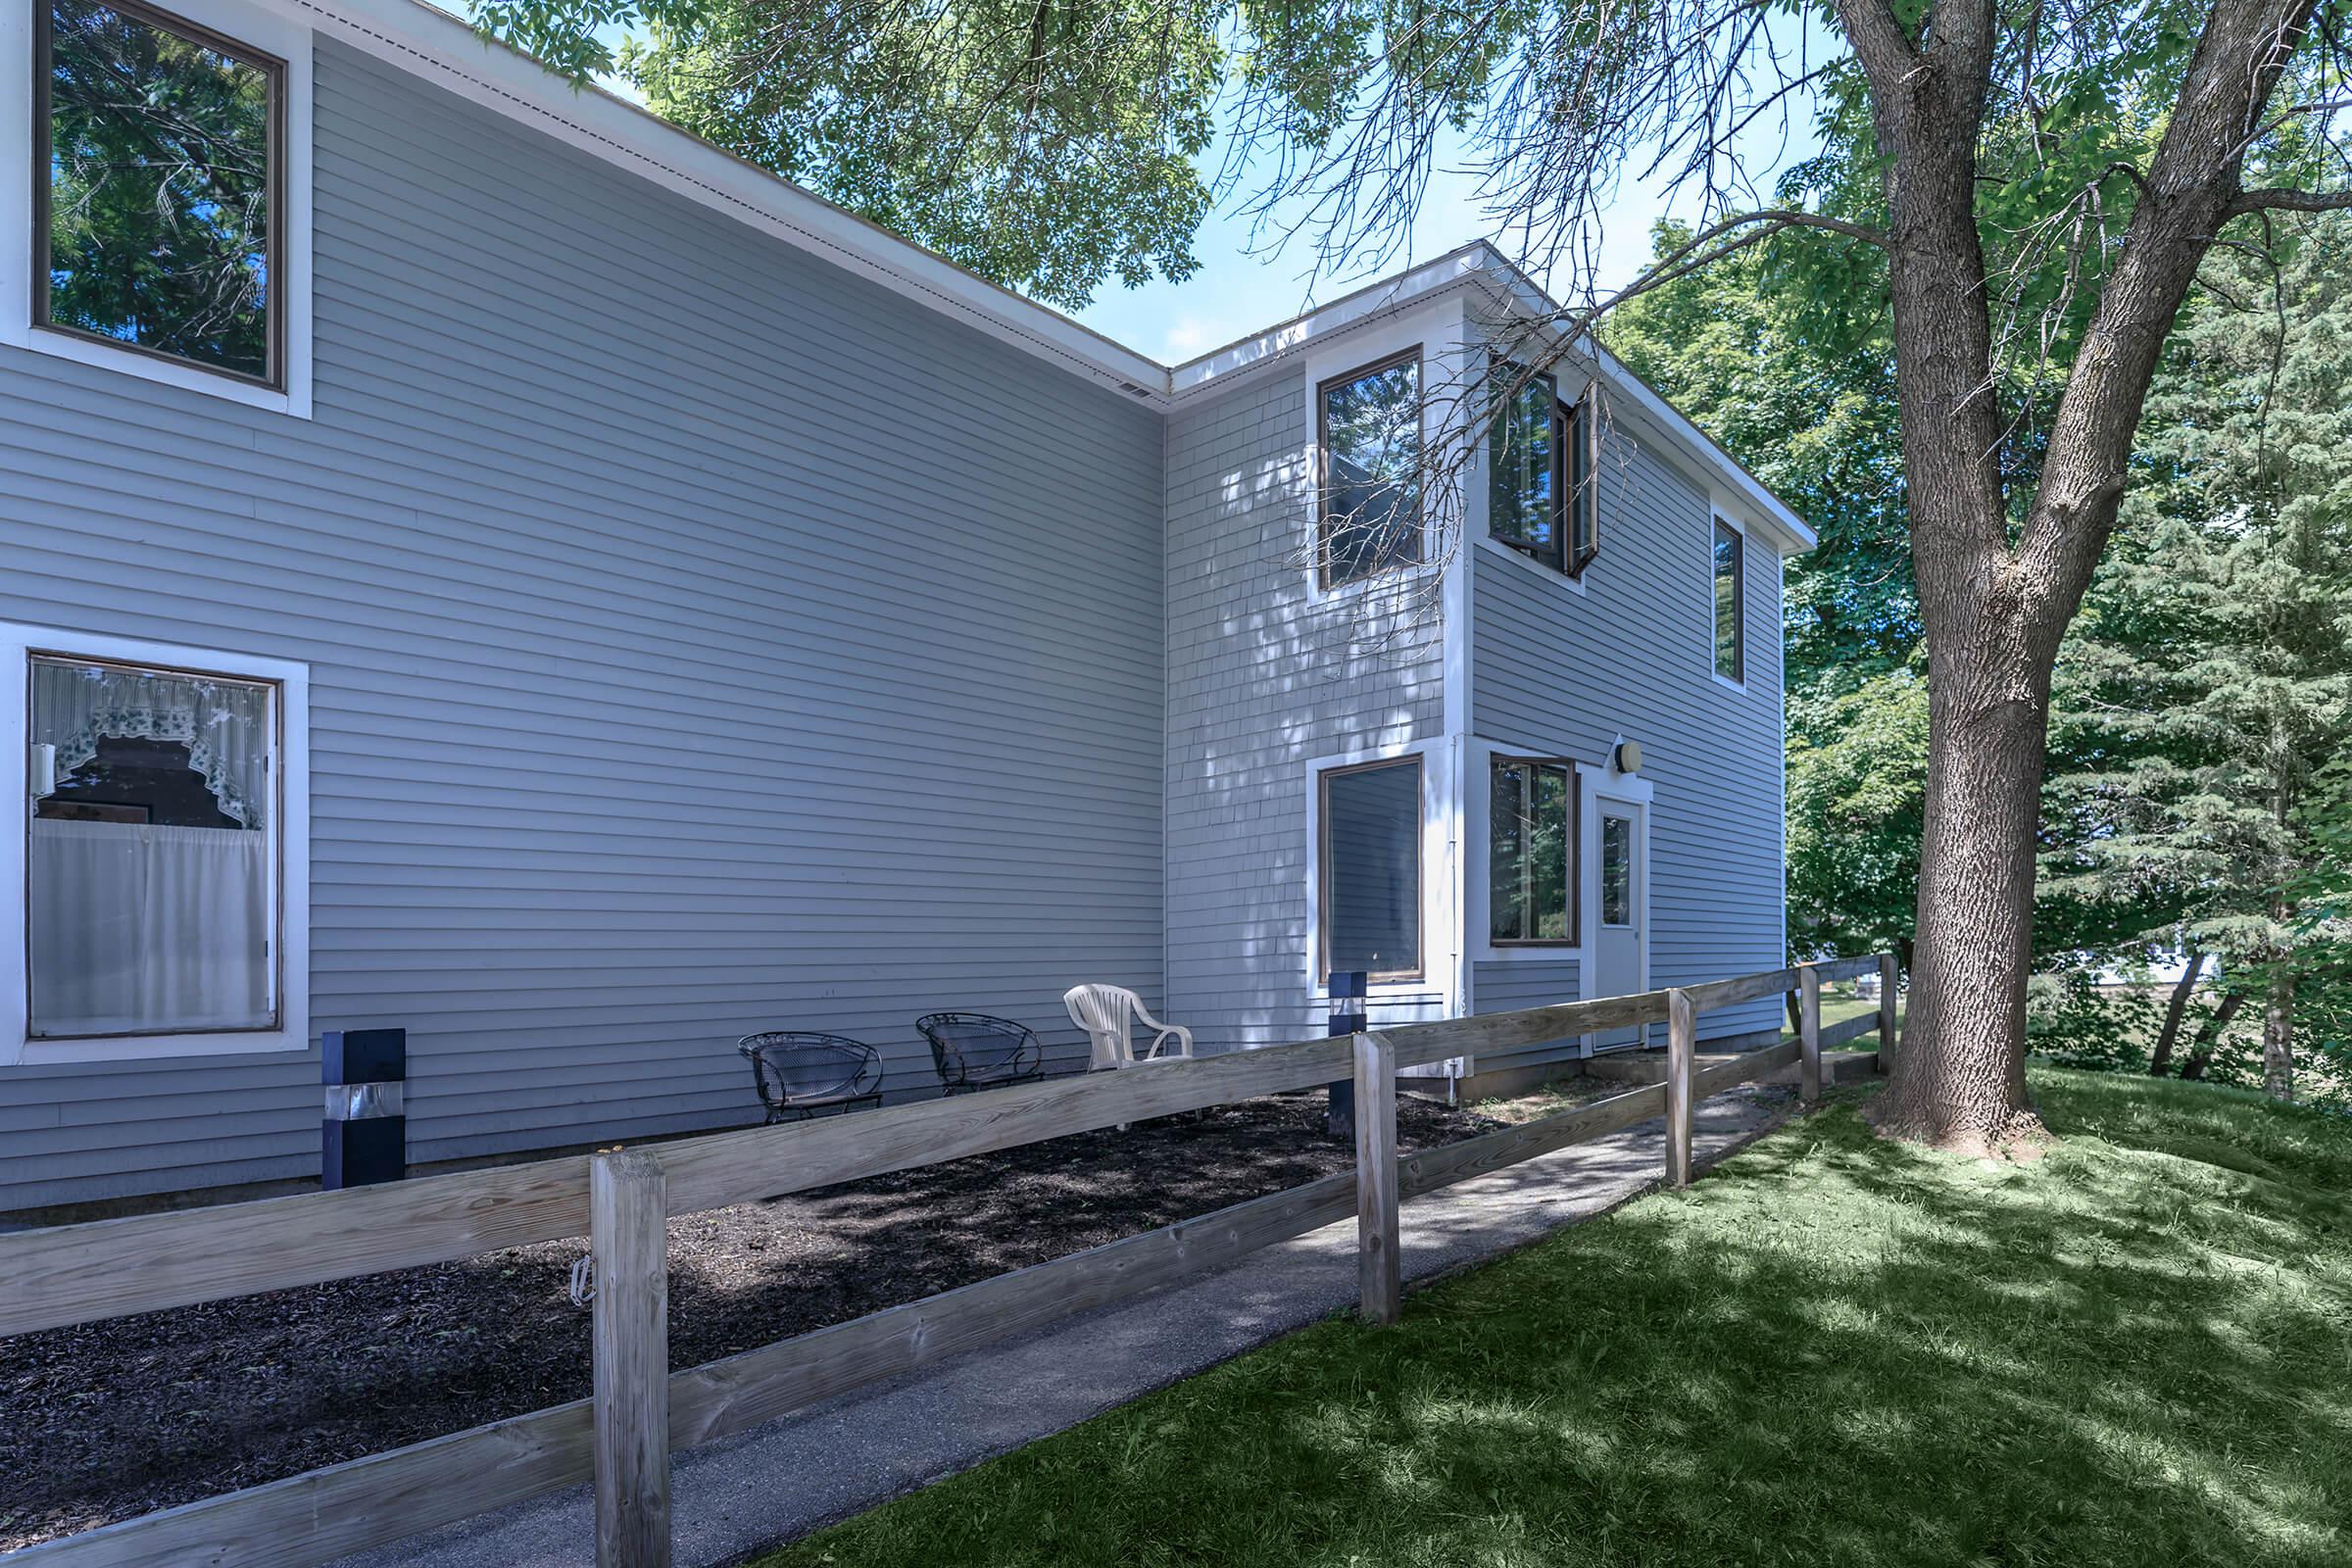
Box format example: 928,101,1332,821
1457,250,1818,556
284,0,1172,402
1165,245,1493,401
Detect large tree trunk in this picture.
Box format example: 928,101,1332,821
1868,660,2048,1149
2149,951,2207,1077
2263,968,2295,1101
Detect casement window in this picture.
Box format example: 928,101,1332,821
34,0,283,385
1488,363,1597,577
1318,756,1422,982
1489,757,1576,946
4,629,308,1063
1317,350,1424,589
1712,517,1744,683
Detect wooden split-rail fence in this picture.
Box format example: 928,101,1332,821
0,954,1898,1568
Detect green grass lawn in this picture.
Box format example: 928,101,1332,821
757,1069,2352,1568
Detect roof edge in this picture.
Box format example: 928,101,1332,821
295,0,1174,399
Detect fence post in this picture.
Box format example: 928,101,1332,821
592,1149,671,1568
1878,952,1900,1073
1798,964,1823,1104
1353,1030,1400,1325
1665,988,1694,1189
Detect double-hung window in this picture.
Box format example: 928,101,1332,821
5,630,307,1062
1318,757,1422,982
1317,351,1424,589
1488,363,1597,576
1489,757,1576,945
1713,518,1744,683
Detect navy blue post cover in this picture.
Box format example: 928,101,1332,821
324,1027,407,1085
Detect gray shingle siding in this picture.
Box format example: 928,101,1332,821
1162,370,1446,1051
1470,423,1787,1056
0,39,1165,1209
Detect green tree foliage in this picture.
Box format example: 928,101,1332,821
43,0,274,378
1609,223,1914,682
2047,220,2352,1099
473,0,1222,310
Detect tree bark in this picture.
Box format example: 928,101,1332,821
1825,0,2326,1152
2180,988,2247,1080
2148,951,2207,1077
2263,968,2295,1101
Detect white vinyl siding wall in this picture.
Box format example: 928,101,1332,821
1162,369,1446,1050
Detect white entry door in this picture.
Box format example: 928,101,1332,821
1591,799,1647,1050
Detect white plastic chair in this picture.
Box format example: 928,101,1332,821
1063,985,1194,1071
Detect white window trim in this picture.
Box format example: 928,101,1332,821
1710,510,1748,693
0,0,314,417
1475,532,1590,597
0,622,310,1065
1298,300,1464,608
1300,737,1456,1009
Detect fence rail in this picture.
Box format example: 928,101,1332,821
0,954,1899,1568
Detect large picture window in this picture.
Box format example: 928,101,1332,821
1488,364,1597,578
26,655,279,1038
1318,351,1423,588
1713,517,1745,683
1319,757,1422,981
1490,758,1575,945
35,0,283,385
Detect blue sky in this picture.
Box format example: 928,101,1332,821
594,24,1828,368
1072,125,1820,365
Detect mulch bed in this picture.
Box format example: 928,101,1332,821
0,1089,1497,1549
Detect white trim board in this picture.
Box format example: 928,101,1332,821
0,0,316,416
0,623,312,1066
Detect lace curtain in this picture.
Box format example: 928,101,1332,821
32,659,270,827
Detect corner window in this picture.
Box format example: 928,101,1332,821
1318,351,1423,588
1489,365,1559,570
1319,757,1422,981
26,654,279,1038
1489,758,1575,945
35,0,282,385
1565,396,1597,570
1713,518,1744,683
1488,364,1597,578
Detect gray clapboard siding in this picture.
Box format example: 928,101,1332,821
1161,367,1447,1052
1468,959,1590,1066
1471,420,1786,1048
0,38,1165,1210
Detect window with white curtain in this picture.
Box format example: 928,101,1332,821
26,655,278,1038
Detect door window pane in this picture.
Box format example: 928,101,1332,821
1322,758,1421,979
1600,813,1634,928
1490,758,1574,943
1319,354,1423,587
39,0,281,382
27,657,276,1037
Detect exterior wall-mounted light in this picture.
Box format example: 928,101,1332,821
1612,740,1644,775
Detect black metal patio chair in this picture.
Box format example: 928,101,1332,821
738,1032,885,1123
916,1012,1045,1094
